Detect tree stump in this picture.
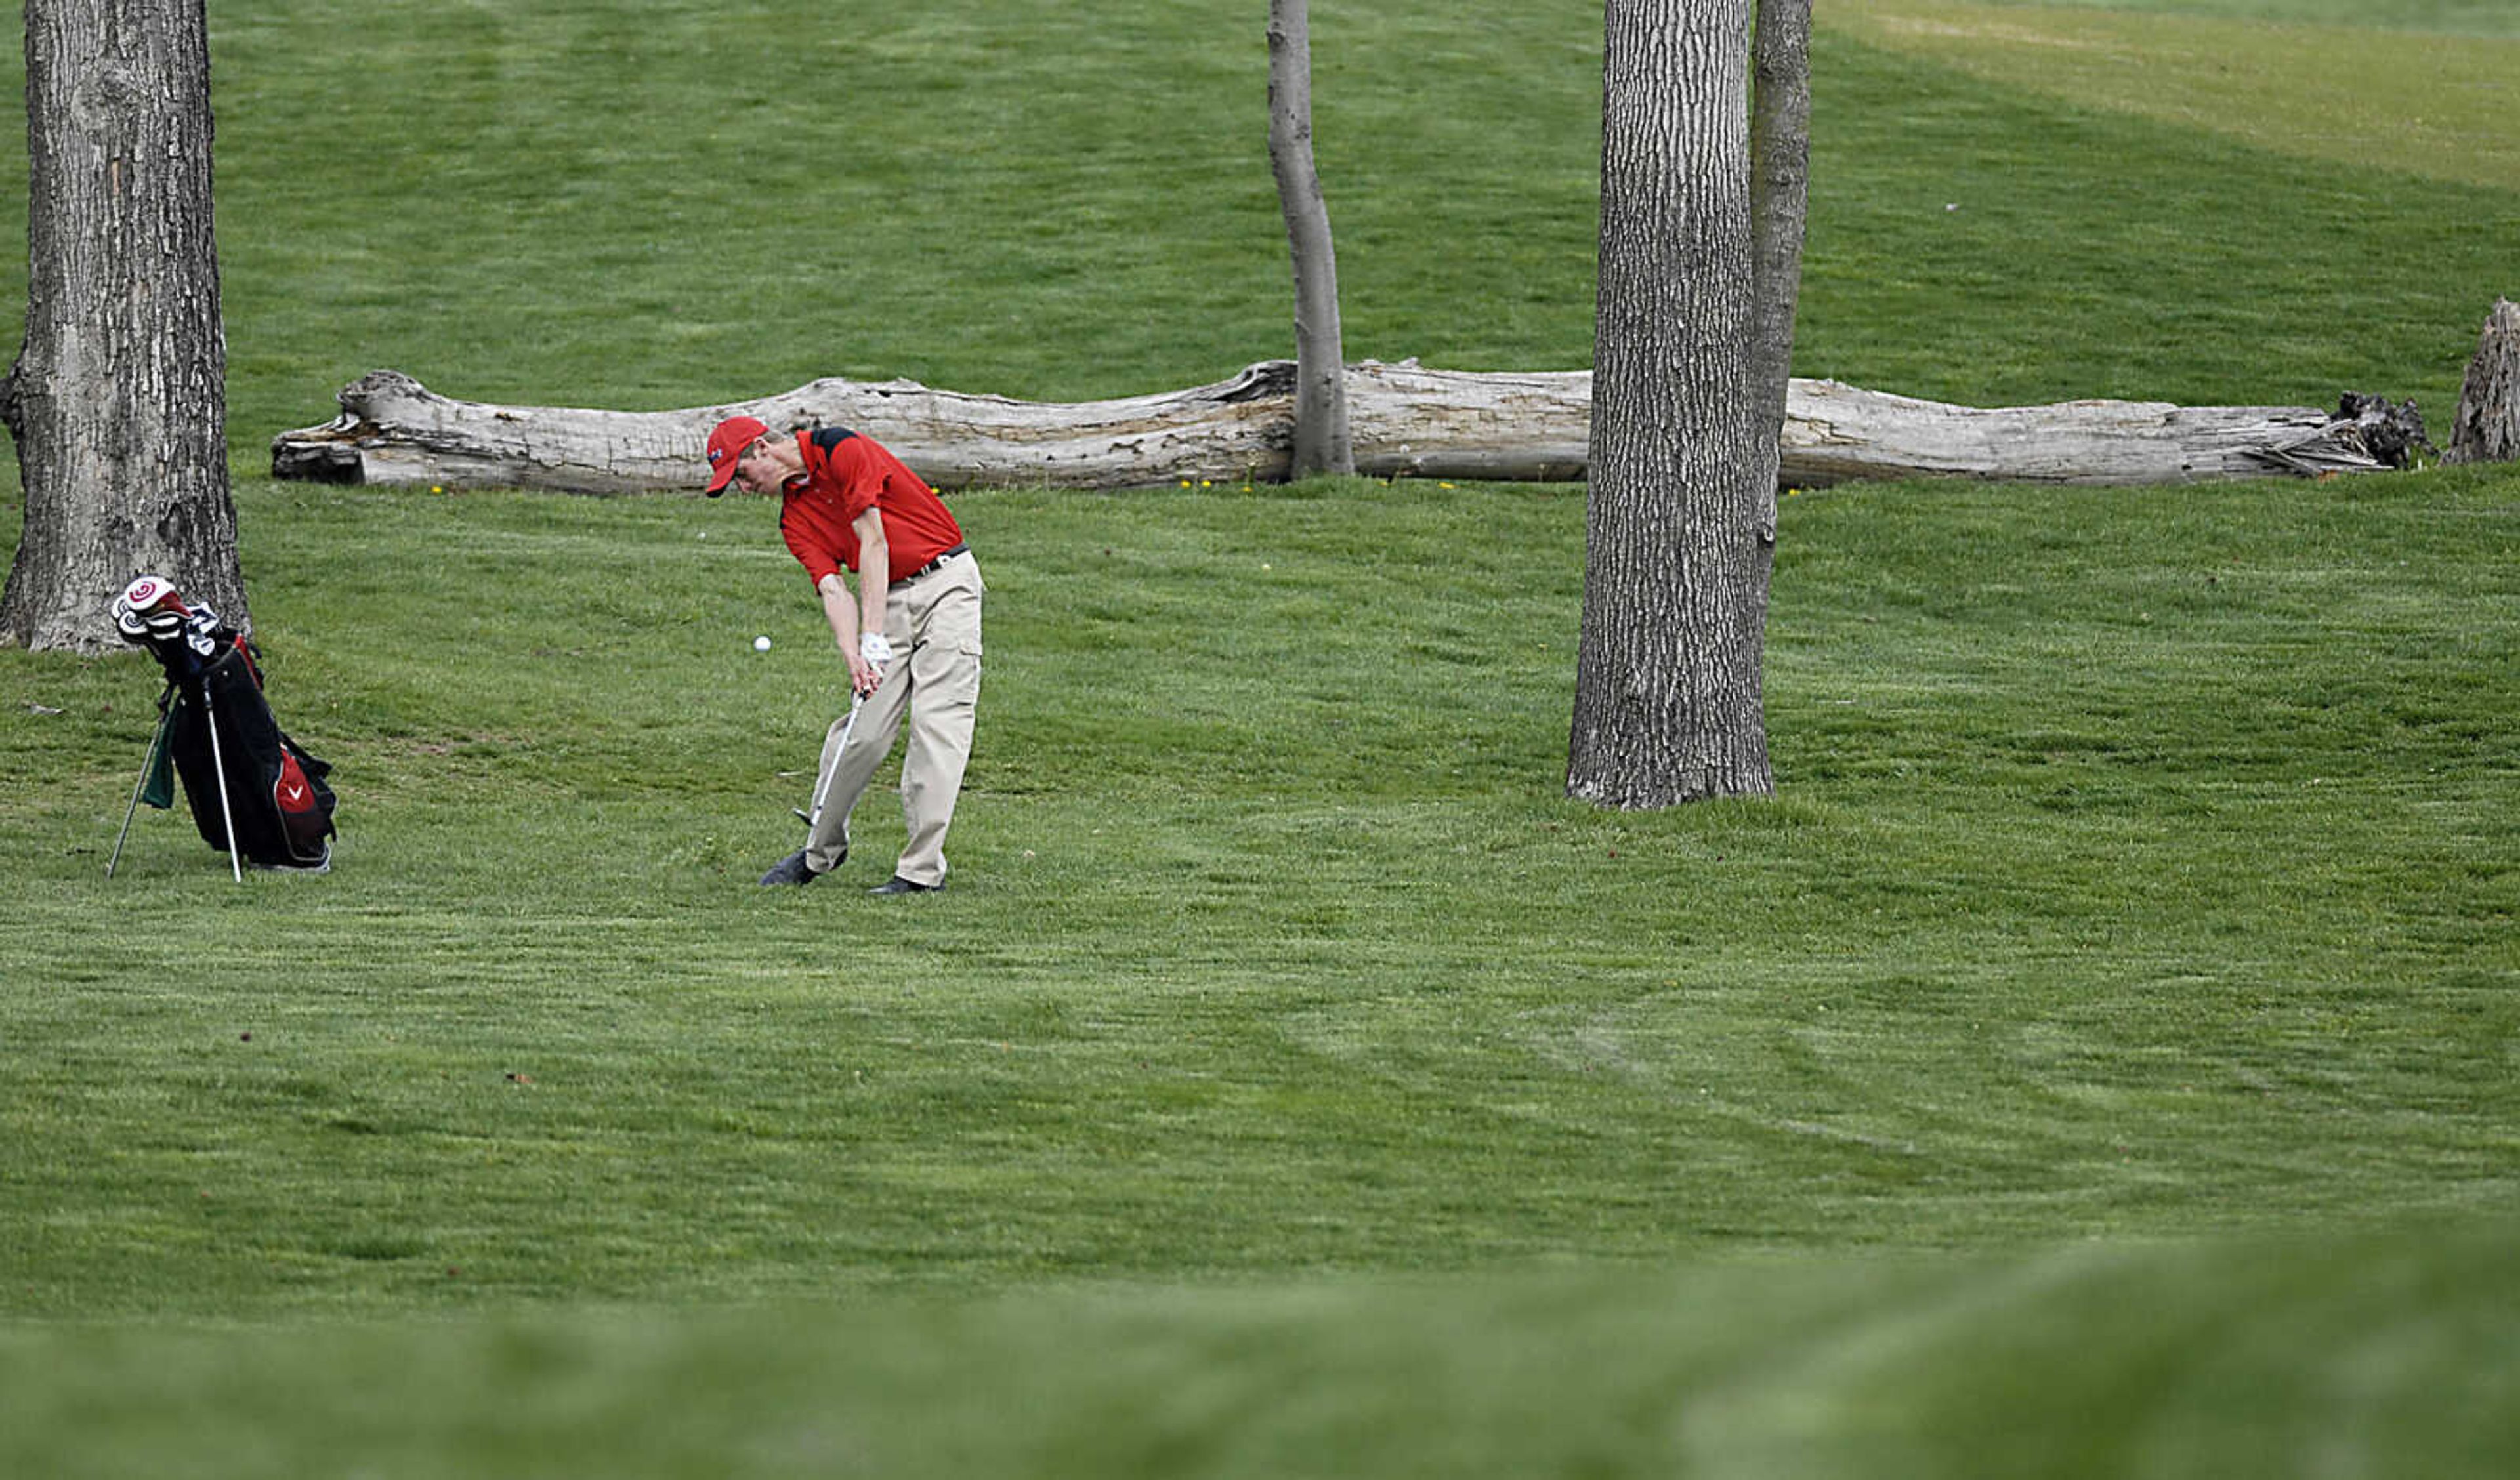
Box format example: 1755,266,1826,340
2446,298,2520,465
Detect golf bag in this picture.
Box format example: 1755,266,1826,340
112,575,337,873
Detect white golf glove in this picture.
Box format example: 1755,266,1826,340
858,632,895,668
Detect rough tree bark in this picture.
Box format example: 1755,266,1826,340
1265,0,1354,478
1748,0,1813,477
1569,0,1774,808
1746,0,1812,733
270,365,2413,495
1,0,242,653
2446,298,2520,465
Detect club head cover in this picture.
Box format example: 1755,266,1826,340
113,575,192,648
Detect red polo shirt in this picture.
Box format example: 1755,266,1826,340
777,428,964,587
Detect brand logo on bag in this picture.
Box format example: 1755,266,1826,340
276,756,314,812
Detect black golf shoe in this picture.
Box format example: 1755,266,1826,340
868,874,940,895
759,849,821,886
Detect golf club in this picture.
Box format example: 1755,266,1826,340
801,689,868,831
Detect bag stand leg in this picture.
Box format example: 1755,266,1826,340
198,678,245,884
105,684,175,880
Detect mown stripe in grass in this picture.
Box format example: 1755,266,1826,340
1,1224,2513,1477
1827,0,2520,189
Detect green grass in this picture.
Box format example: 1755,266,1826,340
1830,0,2520,189
5,1227,2515,1479
0,0,2506,462
1948,0,2520,35
4,0,2519,1471
4,466,2518,1469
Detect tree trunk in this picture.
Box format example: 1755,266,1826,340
1570,0,1774,808
2446,298,2520,465
270,364,2411,495
1747,0,1811,616
1,0,240,654
1265,0,1354,479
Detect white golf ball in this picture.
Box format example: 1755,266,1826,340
753,635,773,652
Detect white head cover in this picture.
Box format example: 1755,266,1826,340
118,575,182,613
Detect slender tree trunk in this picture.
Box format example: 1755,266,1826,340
1569,0,1773,808
1,0,240,653
1266,0,1354,478
1746,0,1811,621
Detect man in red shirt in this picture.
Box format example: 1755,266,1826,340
706,414,983,894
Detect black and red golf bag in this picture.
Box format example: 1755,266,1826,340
113,575,337,873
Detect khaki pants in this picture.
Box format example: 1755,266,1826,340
802,553,982,885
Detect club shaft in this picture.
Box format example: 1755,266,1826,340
805,695,864,827
198,675,245,883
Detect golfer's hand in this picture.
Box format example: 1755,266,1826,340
851,632,893,696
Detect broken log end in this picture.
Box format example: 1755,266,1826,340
270,438,366,485
2446,298,2520,466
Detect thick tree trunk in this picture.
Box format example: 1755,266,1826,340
2,0,240,653
2446,298,2520,465
1570,0,1774,808
270,365,2412,495
1266,0,1354,478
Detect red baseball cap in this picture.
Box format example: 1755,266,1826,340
704,415,770,496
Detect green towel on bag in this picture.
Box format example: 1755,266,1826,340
140,705,175,810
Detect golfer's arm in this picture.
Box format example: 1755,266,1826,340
852,507,889,644
816,573,859,652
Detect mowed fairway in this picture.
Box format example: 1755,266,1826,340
3,0,2518,1473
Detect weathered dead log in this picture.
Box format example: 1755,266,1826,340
2328,392,2431,471
2446,298,2520,465
1780,380,2396,485
272,361,2407,493
270,363,1300,495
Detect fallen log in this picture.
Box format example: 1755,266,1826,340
269,362,1299,495
270,361,2411,493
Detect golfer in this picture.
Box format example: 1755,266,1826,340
705,415,982,894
